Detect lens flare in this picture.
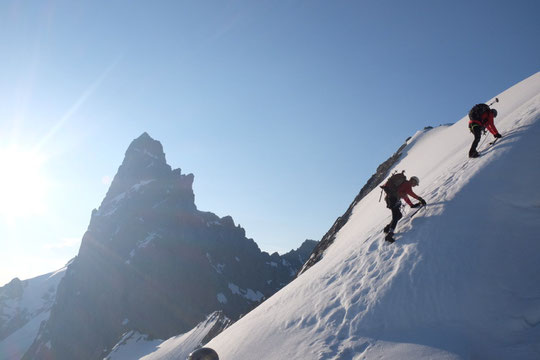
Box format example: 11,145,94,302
0,147,50,219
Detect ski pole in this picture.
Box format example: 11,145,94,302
478,132,488,148
489,137,499,146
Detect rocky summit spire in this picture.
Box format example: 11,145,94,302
125,132,167,165
105,132,173,200
20,131,318,360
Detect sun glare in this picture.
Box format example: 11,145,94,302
0,147,50,219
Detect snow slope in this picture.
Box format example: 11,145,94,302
106,312,230,360
207,72,540,359
0,266,66,360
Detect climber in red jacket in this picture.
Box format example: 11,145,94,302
397,179,424,207
468,103,502,158
382,174,426,243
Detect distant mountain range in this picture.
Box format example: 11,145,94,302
0,267,66,359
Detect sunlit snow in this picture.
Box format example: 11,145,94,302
207,73,540,359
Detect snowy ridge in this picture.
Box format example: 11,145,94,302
96,179,156,217
105,312,231,360
0,266,66,360
207,73,540,359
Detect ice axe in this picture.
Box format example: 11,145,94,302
487,97,500,146
488,97,499,106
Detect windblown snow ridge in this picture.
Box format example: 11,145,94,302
299,126,437,275
105,311,231,360
0,266,67,360
207,72,540,360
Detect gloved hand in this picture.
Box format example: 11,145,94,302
419,198,427,206
494,133,502,139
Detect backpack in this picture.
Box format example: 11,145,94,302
381,171,406,197
468,103,490,123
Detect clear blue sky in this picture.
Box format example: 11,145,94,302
1,0,539,285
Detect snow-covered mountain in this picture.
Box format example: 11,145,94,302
207,73,540,359
22,133,317,360
0,265,66,359
105,311,230,360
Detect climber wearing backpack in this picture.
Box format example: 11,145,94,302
468,103,502,158
381,172,426,243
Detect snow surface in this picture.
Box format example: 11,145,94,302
128,232,161,263
105,331,162,360
217,293,228,304
206,73,540,359
0,266,66,360
0,311,50,360
206,253,226,274
97,179,156,217
228,283,264,302
134,148,161,161
106,312,228,360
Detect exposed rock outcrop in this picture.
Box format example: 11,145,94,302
23,133,316,360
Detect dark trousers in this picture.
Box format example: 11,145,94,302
469,125,483,155
385,195,402,232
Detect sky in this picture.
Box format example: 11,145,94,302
0,0,539,286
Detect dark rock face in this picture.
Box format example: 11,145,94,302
198,311,232,348
24,133,316,360
0,278,25,341
298,138,411,275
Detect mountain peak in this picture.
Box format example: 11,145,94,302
125,132,167,165
22,128,319,359
138,131,151,139
103,133,172,201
